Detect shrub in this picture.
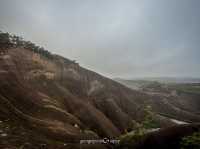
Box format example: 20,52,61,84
180,132,200,149
142,105,160,129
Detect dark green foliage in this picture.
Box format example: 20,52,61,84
181,132,200,149
142,105,160,129
126,105,159,131
10,35,24,47
0,30,53,59
38,47,53,59
0,31,12,50
118,131,146,149
117,105,159,149
24,41,36,50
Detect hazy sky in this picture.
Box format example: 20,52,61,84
0,0,200,78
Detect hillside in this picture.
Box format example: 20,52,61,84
115,78,200,122
0,32,200,148
0,45,153,148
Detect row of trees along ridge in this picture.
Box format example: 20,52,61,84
0,31,53,59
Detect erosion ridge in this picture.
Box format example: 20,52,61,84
0,32,200,148
0,47,145,140
1,46,200,141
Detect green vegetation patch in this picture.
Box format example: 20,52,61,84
181,132,200,149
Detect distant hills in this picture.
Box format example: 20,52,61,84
115,77,200,84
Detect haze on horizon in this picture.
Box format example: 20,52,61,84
0,0,200,78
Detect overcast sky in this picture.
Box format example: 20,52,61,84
0,0,200,78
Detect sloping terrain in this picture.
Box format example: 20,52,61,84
115,79,200,123
118,124,200,149
0,35,200,148
0,48,151,142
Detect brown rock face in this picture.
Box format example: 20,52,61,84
0,48,145,140
0,47,200,145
